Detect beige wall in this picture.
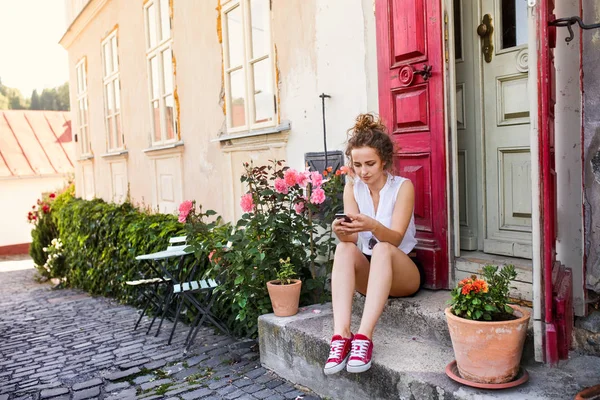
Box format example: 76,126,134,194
0,176,70,247
62,0,377,222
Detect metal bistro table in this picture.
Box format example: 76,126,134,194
135,237,229,350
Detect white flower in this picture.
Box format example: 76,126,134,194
42,247,48,252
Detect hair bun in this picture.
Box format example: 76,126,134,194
353,113,386,133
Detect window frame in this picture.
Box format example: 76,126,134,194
75,57,91,156
144,0,178,146
221,0,277,135
101,29,124,152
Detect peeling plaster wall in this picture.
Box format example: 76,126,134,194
64,0,377,222
555,0,585,315
275,0,378,169
64,0,227,216
583,0,600,294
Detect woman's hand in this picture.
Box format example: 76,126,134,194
341,213,378,234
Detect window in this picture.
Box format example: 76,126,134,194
222,0,276,133
102,30,124,151
75,58,91,156
144,0,177,145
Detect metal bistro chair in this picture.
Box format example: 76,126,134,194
130,236,190,337
168,252,230,350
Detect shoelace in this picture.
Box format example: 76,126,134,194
328,339,346,360
351,339,371,359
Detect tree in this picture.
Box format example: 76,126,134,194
56,82,70,111
6,88,25,110
30,90,41,110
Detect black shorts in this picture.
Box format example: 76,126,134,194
362,252,425,297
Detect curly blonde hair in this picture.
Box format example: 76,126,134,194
345,113,395,170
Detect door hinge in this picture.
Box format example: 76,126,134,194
74,133,78,143
273,94,277,114
444,11,449,63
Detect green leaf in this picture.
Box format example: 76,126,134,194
234,275,244,285
505,304,514,314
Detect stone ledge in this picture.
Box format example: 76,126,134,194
259,302,600,400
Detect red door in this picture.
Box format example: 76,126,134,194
539,0,573,364
375,0,448,288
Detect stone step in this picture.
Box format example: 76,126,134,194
259,302,600,400
351,289,535,362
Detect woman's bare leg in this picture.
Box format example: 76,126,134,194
331,242,370,338
356,242,420,339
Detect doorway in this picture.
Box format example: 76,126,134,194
452,0,534,297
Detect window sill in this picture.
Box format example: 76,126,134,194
142,141,185,154
100,150,129,159
78,154,94,161
215,120,291,142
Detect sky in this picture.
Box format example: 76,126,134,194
0,1,69,97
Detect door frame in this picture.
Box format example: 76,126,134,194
446,0,549,362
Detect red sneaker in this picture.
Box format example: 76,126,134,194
346,333,373,373
323,334,353,375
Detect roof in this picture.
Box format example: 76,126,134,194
0,110,75,178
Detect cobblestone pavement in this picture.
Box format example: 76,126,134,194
0,256,321,400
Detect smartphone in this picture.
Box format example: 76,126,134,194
334,213,352,223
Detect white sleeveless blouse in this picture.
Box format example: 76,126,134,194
353,174,418,255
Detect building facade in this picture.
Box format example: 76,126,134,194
61,0,599,363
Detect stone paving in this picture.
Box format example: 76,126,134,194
0,256,321,400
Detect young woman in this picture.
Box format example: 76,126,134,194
323,114,424,375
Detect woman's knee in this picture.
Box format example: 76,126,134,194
335,242,359,257
371,242,395,259
333,242,361,268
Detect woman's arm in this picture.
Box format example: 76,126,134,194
344,180,415,247
332,181,359,243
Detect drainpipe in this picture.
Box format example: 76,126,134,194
528,1,545,363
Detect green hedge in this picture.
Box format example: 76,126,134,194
55,197,184,304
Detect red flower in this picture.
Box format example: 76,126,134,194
42,205,50,214
49,193,56,199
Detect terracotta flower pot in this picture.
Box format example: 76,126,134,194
445,304,530,384
266,279,302,317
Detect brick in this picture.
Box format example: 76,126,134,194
105,367,141,381
72,386,100,400
234,377,253,388
40,387,69,398
245,367,267,379
143,360,166,371
254,389,276,399
140,378,172,391
243,384,265,394
181,388,214,399
133,374,155,384
104,381,131,392
72,378,103,391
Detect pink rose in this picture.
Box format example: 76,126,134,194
310,187,326,204
284,169,298,187
294,202,305,214
274,178,289,194
240,193,255,213
178,200,194,223
296,171,310,187
310,171,323,188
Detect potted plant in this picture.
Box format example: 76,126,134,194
445,265,530,384
267,257,302,317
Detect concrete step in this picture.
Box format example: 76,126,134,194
259,300,600,400
351,289,535,362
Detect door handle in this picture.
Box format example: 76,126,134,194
477,14,494,63
414,64,433,81
397,64,433,86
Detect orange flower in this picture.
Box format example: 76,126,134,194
461,284,472,295
327,166,333,172
323,170,328,176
